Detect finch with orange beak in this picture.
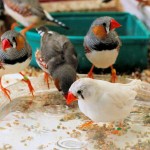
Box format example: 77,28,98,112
0,30,34,100
84,16,121,82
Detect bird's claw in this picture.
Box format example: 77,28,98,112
87,65,95,79
111,68,117,83
0,86,11,101
79,121,93,129
87,72,94,79
11,22,19,30
20,23,36,37
111,129,121,135
44,72,52,89
22,76,34,97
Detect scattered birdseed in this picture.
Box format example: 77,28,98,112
60,112,89,121
38,144,49,150
20,136,33,143
52,129,57,132
70,129,81,138
1,144,12,150
0,127,6,130
6,123,11,127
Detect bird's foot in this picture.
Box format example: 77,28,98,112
0,85,11,101
111,129,121,135
110,121,123,135
87,72,94,79
20,23,36,36
111,68,117,83
11,22,19,30
21,75,34,97
87,65,95,79
44,72,52,89
79,121,93,129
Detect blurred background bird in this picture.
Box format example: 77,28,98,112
0,0,6,36
67,78,141,130
136,0,150,7
0,30,34,100
35,26,78,99
84,16,121,82
2,0,69,36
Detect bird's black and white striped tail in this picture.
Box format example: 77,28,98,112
36,26,49,37
44,10,69,30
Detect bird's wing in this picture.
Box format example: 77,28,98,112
95,79,137,108
100,86,137,109
63,41,78,70
29,5,46,19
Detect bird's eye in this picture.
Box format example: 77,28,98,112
13,37,16,42
103,23,106,27
77,90,84,99
12,37,17,48
77,90,82,94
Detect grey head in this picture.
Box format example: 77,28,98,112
89,16,121,34
49,63,77,96
0,30,31,61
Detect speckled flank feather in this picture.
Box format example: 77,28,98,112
3,0,69,29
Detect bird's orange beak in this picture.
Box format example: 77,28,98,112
66,92,78,105
2,39,11,51
64,93,68,100
110,19,121,30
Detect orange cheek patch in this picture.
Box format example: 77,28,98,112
16,35,25,50
92,25,107,39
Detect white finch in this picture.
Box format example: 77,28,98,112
67,78,142,122
84,16,121,82
0,30,34,100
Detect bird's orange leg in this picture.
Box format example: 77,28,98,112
19,72,34,97
111,121,123,135
110,65,117,83
79,121,93,129
87,65,95,79
0,78,11,101
44,72,52,89
20,23,36,36
11,22,19,30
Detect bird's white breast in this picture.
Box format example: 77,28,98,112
0,58,31,76
4,4,40,27
86,49,118,68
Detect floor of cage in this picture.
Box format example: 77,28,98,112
0,74,149,150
